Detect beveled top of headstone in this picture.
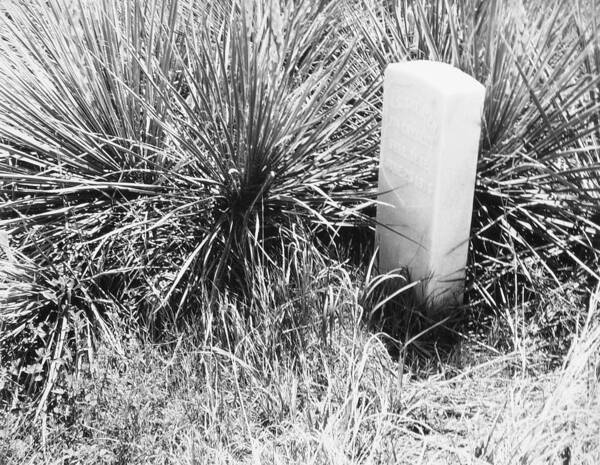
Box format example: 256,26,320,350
385,61,484,96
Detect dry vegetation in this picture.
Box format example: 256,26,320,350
2,279,599,464
1,0,599,464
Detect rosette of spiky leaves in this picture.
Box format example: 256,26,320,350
467,0,600,306
0,0,379,408
0,0,192,409
0,0,187,271
147,0,379,305
354,0,600,309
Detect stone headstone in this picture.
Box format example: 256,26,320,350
376,61,485,310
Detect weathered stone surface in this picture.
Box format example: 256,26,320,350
376,60,485,310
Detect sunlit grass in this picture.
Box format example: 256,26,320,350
1,277,598,464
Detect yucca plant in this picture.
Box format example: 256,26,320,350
468,0,600,307
138,0,379,304
0,0,191,412
0,0,379,411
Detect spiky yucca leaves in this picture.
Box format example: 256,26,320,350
150,0,379,303
0,0,378,410
0,0,191,411
355,0,600,310
0,0,186,295
468,0,600,305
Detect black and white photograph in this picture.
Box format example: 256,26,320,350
0,0,599,463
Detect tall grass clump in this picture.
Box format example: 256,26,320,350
354,0,600,314
0,0,378,411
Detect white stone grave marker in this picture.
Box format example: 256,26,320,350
376,61,485,310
